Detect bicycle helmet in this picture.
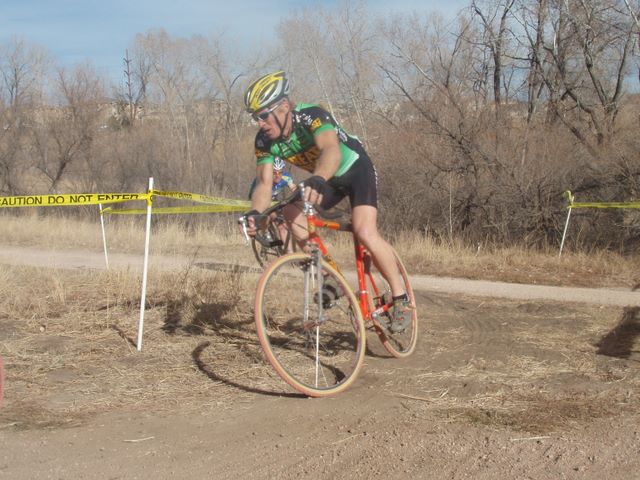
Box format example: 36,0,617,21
244,70,290,113
273,157,286,171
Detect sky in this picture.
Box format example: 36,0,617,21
1,0,469,85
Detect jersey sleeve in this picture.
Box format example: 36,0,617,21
254,132,275,166
299,105,337,137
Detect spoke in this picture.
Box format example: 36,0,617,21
315,325,320,387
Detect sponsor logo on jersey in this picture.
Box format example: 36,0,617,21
310,118,322,132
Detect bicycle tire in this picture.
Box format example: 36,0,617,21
364,248,418,357
0,356,4,408
255,252,366,397
251,221,285,268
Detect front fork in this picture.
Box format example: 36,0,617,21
303,244,325,329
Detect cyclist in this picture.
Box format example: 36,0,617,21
248,157,294,201
242,70,412,332
248,157,296,253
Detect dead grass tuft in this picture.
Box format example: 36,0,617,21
393,231,640,288
0,261,290,430
0,211,243,257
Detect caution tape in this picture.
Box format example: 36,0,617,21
0,189,254,213
102,205,247,215
152,190,251,208
0,192,149,208
564,190,640,210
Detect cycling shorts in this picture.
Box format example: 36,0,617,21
320,154,378,210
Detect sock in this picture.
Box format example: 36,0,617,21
392,293,409,303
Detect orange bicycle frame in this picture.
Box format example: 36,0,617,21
303,208,389,324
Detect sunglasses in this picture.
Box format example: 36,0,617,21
251,101,283,122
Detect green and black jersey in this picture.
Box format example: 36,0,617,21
254,103,366,177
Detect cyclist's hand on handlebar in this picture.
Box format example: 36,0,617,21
240,209,260,237
303,175,328,206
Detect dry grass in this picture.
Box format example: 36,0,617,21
0,211,243,257
3,212,638,289
0,262,290,430
393,231,640,289
1,214,639,434
0,260,638,434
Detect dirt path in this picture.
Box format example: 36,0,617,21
0,245,639,479
2,244,640,306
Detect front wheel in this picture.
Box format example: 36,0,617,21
364,248,418,357
255,252,366,397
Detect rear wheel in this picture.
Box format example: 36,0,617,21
255,252,366,397
364,248,418,357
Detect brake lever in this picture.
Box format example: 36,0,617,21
238,216,250,244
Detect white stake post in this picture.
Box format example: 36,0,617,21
99,203,109,269
559,206,572,257
137,177,154,351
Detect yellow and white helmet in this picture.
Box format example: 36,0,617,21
244,70,290,113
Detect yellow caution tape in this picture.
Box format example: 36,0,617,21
103,205,246,215
0,192,149,208
152,190,251,208
0,189,255,213
564,190,640,209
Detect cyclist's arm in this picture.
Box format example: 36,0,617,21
251,163,274,213
312,129,341,180
283,173,296,191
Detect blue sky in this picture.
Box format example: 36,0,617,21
1,0,468,84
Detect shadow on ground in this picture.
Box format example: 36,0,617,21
595,306,640,359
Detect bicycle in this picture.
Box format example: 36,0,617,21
240,190,418,397
250,205,344,268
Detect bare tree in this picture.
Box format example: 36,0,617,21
111,48,150,128
471,0,517,107
533,0,635,157
31,64,105,192
0,37,49,194
323,0,380,144
278,9,338,117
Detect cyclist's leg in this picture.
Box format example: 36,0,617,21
277,222,293,253
284,185,346,250
282,202,307,250
331,156,407,298
351,205,405,297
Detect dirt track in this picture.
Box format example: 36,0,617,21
0,246,639,479
2,244,639,306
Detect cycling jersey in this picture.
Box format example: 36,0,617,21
254,104,366,177
248,172,294,200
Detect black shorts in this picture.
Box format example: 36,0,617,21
320,154,378,210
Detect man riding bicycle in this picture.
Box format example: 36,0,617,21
242,70,412,332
